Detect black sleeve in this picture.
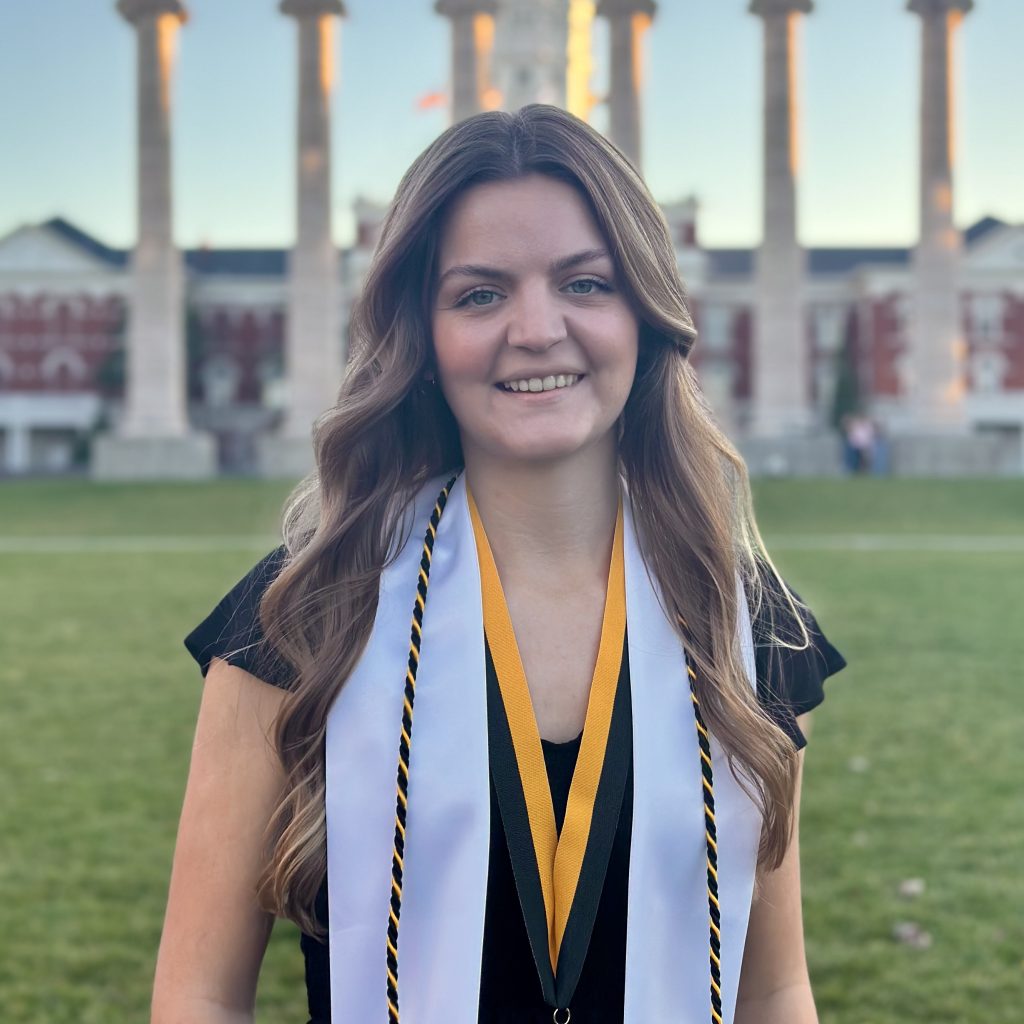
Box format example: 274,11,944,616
183,545,297,690
750,575,848,751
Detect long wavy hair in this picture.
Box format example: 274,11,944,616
255,104,809,937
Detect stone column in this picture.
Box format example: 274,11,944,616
93,0,215,479
261,0,345,477
748,0,813,438
7,423,30,474
597,0,656,171
905,0,973,431
436,0,497,124
492,0,569,111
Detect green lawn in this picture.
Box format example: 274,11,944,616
1,478,1021,1023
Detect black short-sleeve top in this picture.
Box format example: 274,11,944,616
184,547,847,1024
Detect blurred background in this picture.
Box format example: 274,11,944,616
1,1,1021,1022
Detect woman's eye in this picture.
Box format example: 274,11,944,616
454,279,610,308
567,278,610,295
455,288,500,308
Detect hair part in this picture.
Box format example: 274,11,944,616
255,104,810,937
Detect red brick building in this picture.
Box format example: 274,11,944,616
1,210,1021,474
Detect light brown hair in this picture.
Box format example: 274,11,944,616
256,104,809,936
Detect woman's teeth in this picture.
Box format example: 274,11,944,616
500,374,580,393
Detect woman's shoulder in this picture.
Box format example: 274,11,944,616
183,545,296,690
747,570,848,750
181,476,450,693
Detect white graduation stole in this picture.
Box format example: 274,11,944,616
325,473,762,1023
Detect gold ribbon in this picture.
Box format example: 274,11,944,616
467,484,626,972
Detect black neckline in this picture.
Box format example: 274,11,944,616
540,731,584,749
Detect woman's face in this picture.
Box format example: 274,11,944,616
431,173,640,470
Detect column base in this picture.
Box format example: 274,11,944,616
90,433,218,481
737,430,1023,477
256,434,316,480
887,432,1022,477
737,435,844,477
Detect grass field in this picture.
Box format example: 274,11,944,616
1,478,1021,1024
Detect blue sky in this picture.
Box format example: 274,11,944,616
1,0,1020,250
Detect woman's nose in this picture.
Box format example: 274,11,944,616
505,285,567,351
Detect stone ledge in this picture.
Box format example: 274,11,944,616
90,433,217,481
256,434,316,480
737,435,843,477
888,432,1022,476
737,431,1024,477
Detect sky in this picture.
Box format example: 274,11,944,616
1,0,1021,251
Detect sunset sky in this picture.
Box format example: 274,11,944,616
1,0,1020,251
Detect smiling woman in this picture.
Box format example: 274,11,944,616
164,104,846,1024
431,175,639,469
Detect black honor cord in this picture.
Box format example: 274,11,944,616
385,473,457,1024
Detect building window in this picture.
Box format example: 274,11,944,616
201,355,241,408
969,294,1005,345
257,354,285,411
970,350,1006,393
814,305,847,354
698,305,732,354
699,362,736,416
40,348,87,386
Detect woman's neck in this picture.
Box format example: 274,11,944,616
463,441,621,587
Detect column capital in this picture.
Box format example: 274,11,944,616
596,0,656,17
434,0,497,17
279,0,345,19
116,0,187,26
748,0,812,16
907,0,973,17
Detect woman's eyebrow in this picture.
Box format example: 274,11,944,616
437,247,611,288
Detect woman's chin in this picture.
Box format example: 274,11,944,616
472,429,612,468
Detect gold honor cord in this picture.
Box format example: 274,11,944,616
467,484,626,975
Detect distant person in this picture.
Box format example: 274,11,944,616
845,414,875,474
157,105,847,1024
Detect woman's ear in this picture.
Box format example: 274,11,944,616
422,347,438,384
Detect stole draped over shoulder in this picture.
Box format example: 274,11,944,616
323,472,763,1024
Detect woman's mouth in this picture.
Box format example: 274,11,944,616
496,373,583,393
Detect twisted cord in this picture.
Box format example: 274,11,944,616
680,617,723,1024
386,476,456,1024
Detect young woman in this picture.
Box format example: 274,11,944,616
160,104,846,1024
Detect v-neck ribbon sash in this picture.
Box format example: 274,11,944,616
470,486,630,1010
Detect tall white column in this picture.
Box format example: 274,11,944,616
596,0,655,172
905,0,972,430
749,0,813,437
279,0,345,442
436,0,497,124
117,0,189,438
94,1,215,479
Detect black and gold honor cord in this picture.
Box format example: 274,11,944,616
385,474,457,1024
384,475,722,1024
681,615,723,1024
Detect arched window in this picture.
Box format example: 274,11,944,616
40,347,88,387
201,354,241,407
